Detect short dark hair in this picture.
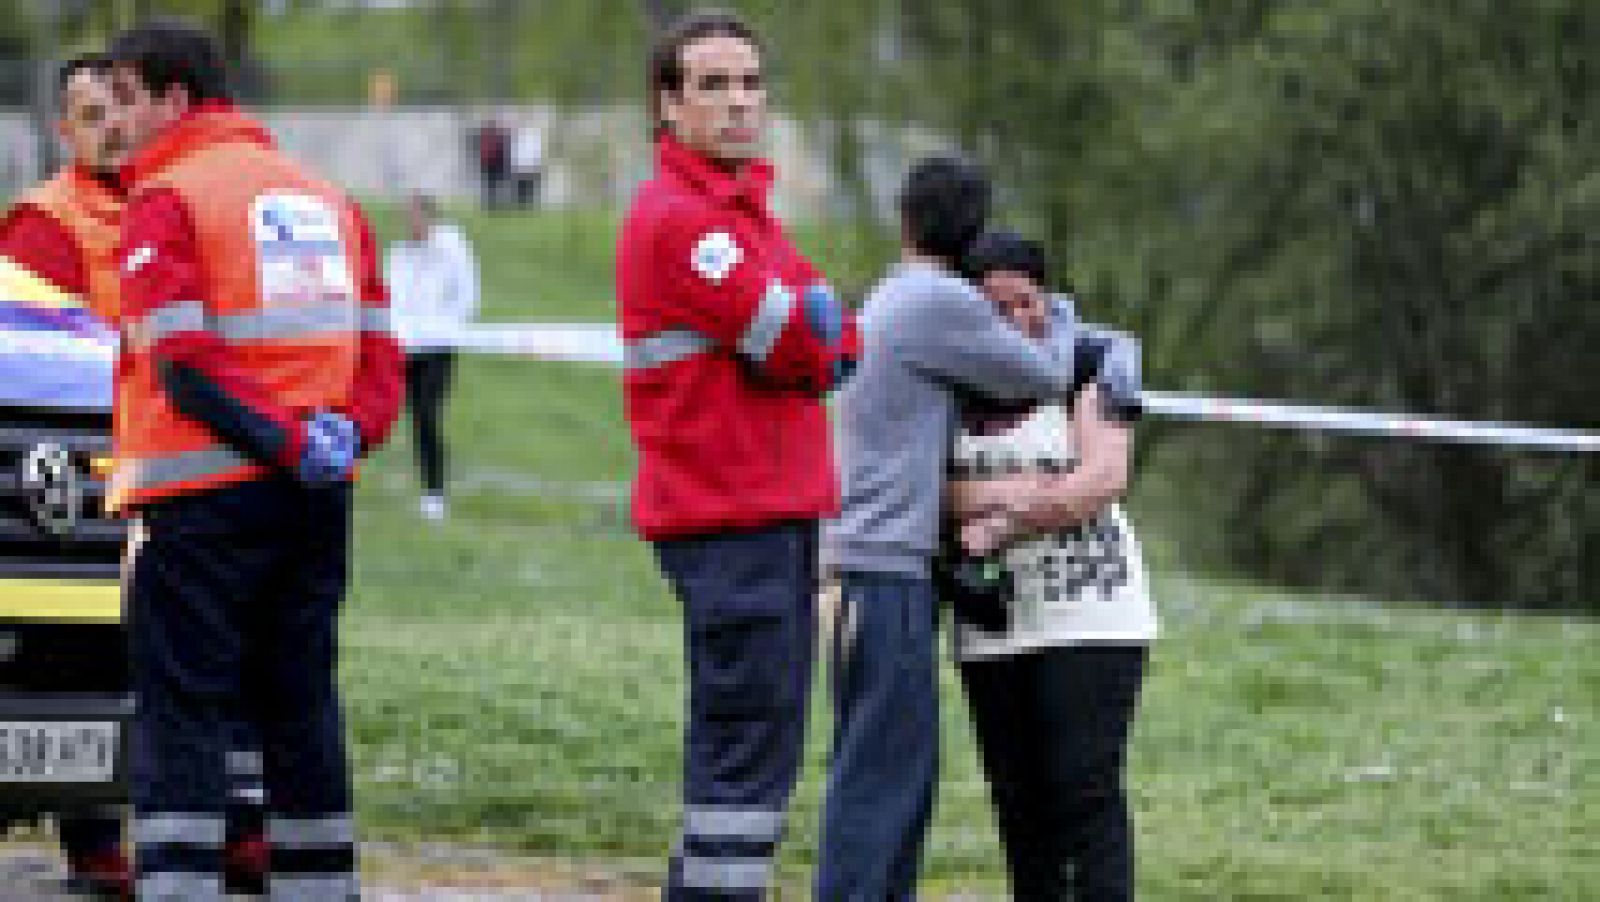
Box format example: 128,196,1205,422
648,8,763,138
56,53,110,94
899,156,991,267
966,230,1048,286
108,18,232,104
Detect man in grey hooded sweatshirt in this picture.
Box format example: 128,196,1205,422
817,157,1079,898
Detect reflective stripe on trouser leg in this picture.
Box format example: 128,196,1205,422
268,815,358,901
129,492,263,902
229,747,267,806
139,871,224,901
227,739,269,853
673,806,786,895
253,483,359,901
654,521,818,900
135,813,226,901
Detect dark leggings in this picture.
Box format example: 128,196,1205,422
959,644,1148,901
405,351,455,494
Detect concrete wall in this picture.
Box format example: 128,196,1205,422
0,104,926,221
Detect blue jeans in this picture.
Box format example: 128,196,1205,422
817,572,941,900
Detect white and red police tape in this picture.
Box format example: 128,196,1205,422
448,324,1599,453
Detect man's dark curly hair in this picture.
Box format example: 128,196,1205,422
899,156,991,269
108,17,233,103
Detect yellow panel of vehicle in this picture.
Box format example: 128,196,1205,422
0,254,82,307
0,579,122,622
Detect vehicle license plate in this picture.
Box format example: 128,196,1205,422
0,721,117,782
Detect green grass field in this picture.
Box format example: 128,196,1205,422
342,206,1598,898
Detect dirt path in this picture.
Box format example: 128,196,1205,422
2,839,992,899
0,840,661,900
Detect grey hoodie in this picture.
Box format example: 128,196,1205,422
825,261,1073,577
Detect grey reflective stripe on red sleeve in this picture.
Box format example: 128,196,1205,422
212,304,359,341
129,444,252,489
623,329,715,370
127,300,208,350
132,301,369,346
737,280,796,362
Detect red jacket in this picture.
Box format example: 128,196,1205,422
616,134,857,540
116,102,403,503
0,204,82,294
0,165,123,303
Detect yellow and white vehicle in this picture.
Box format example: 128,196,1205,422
0,258,128,827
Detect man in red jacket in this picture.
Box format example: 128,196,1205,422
107,20,402,899
616,9,857,899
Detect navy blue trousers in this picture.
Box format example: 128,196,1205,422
653,520,818,901
817,571,941,901
128,476,357,900
57,743,265,852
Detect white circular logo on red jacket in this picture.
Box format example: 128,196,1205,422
690,231,742,284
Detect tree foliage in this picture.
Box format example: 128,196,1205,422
4,0,1591,607
749,0,1598,608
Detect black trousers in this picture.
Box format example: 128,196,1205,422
959,644,1148,901
129,477,357,899
405,351,455,495
57,811,122,860
513,170,542,208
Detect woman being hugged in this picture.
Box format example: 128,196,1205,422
942,231,1157,901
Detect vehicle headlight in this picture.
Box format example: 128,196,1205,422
88,454,115,480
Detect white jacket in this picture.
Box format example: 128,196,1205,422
384,223,480,350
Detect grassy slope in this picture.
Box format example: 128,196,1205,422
344,205,1598,897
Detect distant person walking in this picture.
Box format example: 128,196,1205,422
510,123,545,209
384,195,479,521
472,118,510,209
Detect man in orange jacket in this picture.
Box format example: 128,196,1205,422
4,52,280,900
1,56,124,324
0,52,133,901
105,20,403,900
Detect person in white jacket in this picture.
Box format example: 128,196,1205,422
384,195,480,519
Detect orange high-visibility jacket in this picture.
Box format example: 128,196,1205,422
10,166,123,321
114,109,384,508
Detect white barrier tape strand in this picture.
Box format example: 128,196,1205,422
1141,391,1600,453
445,324,1600,453
443,323,625,364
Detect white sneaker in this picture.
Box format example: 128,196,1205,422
419,494,447,521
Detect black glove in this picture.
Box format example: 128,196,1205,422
934,534,1014,634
